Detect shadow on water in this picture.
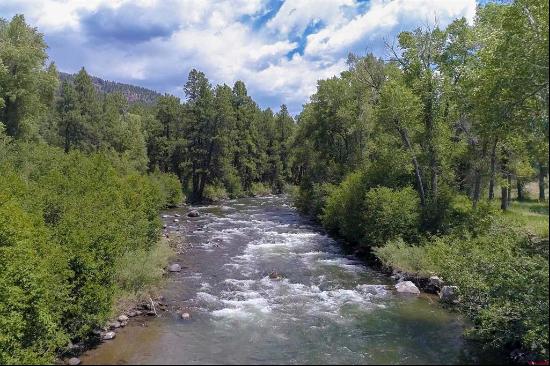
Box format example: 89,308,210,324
81,195,503,365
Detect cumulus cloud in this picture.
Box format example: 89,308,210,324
0,0,477,114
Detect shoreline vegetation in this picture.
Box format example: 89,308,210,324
1,0,548,364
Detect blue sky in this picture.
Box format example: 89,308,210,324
0,0,477,114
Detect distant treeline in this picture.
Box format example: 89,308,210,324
59,71,161,105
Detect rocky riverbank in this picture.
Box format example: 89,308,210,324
59,208,198,365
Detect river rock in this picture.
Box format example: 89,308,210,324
174,218,180,223
109,320,121,329
118,314,129,322
162,214,170,218
187,210,200,217
102,331,116,340
181,312,191,320
174,213,181,217
168,263,182,272
268,271,283,280
395,281,420,294
425,276,444,294
68,357,81,366
440,286,459,304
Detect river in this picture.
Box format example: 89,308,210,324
81,195,491,365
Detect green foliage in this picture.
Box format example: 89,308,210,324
0,143,166,363
250,182,272,197
203,183,228,202
322,174,420,248
114,238,173,296
362,186,420,246
150,170,184,208
425,221,548,356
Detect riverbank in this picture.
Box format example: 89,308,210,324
59,208,197,365
298,188,549,364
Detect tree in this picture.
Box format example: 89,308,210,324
0,15,57,139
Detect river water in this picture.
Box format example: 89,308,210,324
81,195,490,365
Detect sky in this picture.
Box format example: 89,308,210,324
0,0,478,114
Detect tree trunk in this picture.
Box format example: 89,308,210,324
539,163,547,202
501,177,509,210
472,169,482,207
398,126,426,206
507,174,512,204
517,179,524,201
488,138,498,200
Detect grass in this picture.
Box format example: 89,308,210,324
112,238,174,314
501,200,549,238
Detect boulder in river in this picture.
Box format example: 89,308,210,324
268,271,284,280
187,210,200,217
181,312,191,320
168,263,182,272
440,286,459,304
102,331,116,340
109,321,121,329
162,214,170,218
68,357,81,366
118,314,129,322
395,281,420,294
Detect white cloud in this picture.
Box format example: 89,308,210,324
0,0,477,113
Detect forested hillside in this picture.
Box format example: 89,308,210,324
59,72,161,105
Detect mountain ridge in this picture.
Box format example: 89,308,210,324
59,71,162,105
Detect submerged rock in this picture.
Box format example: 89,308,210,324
102,331,116,340
187,210,200,217
168,263,182,272
440,286,459,304
268,271,284,280
68,357,81,366
395,281,420,294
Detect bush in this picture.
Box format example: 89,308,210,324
250,182,272,197
322,172,420,248
425,221,548,357
203,183,228,202
322,171,367,243
374,238,430,276
362,186,420,246
150,170,184,208
294,182,336,219
114,238,173,309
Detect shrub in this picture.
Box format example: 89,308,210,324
424,221,549,357
203,183,228,202
322,171,367,243
322,175,420,249
362,186,420,247
250,182,272,197
150,171,184,208
114,238,173,302
374,238,430,276
295,182,336,220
